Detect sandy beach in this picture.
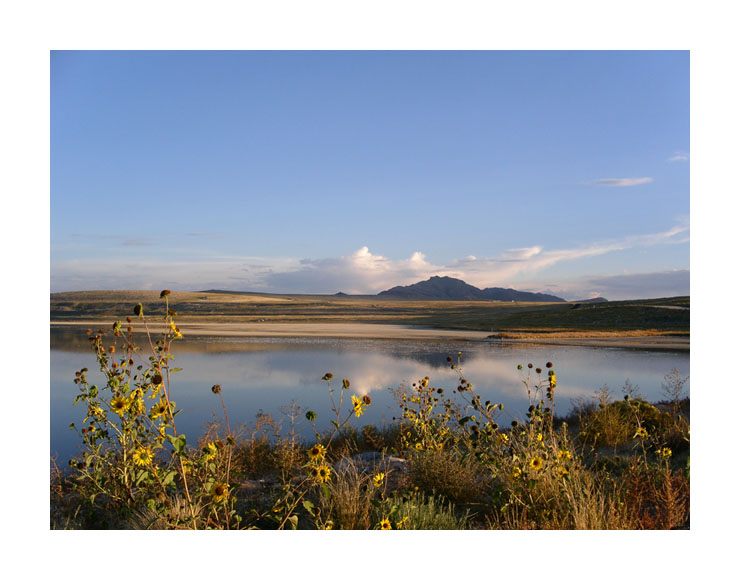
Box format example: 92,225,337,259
50,320,689,350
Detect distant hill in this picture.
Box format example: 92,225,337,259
573,297,609,303
378,276,565,302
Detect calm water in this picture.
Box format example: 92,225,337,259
50,328,689,463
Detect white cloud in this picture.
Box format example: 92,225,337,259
51,224,689,297
668,152,689,162
589,177,654,187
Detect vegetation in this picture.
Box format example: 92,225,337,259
50,289,689,335
50,292,689,530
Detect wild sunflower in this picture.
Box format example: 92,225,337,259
111,395,129,416
529,456,544,470
133,446,153,467
380,518,392,530
558,466,569,478
169,319,183,339
211,481,229,503
307,443,326,463
657,447,672,459
512,466,522,479
351,395,366,417
373,472,386,488
150,400,168,420
558,449,572,461
634,427,649,439
316,464,332,483
202,442,217,461
396,516,409,529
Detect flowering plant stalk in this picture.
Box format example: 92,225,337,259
67,292,239,529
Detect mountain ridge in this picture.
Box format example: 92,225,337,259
378,276,566,302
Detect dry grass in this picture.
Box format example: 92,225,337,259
51,289,689,335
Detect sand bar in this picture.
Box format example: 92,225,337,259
50,320,689,350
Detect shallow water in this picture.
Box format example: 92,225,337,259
50,328,689,463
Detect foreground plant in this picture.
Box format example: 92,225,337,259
64,291,239,529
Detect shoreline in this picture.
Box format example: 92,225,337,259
50,320,689,350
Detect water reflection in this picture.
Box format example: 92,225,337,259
51,329,689,463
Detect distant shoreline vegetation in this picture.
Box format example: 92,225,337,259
50,293,689,530
50,287,689,336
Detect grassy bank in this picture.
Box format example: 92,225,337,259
50,294,689,530
50,290,689,335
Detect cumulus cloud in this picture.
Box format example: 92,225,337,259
589,177,654,187
52,225,689,297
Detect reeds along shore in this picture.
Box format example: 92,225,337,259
50,295,690,530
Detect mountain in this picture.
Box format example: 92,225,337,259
378,276,565,302
572,297,608,303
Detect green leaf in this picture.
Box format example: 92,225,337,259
321,483,331,501
170,368,183,373
167,434,187,455
162,470,177,487
287,515,298,530
135,469,149,485
302,500,315,516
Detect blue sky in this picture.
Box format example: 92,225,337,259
51,50,689,300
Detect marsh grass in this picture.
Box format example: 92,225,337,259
51,296,689,530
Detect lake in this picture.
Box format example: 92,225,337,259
50,327,689,464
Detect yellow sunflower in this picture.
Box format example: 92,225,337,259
316,464,332,483
211,481,229,503
133,446,153,467
351,395,366,417
307,443,326,463
373,472,386,488
169,319,183,339
558,449,572,461
202,442,217,461
150,400,168,420
512,466,522,479
634,427,649,439
529,456,544,470
110,395,129,416
380,518,392,530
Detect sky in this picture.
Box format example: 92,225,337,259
51,50,689,300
